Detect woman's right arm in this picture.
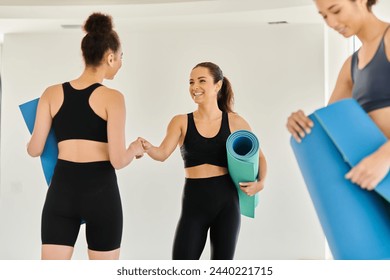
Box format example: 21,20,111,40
286,56,353,142
140,115,184,162
106,89,143,169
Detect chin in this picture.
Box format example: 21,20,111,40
342,33,354,39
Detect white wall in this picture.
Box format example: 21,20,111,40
0,20,325,259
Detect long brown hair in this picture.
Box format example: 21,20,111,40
193,62,235,113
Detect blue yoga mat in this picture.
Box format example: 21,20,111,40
226,130,260,218
19,98,58,186
291,98,390,260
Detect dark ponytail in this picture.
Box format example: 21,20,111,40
81,12,121,67
193,62,235,113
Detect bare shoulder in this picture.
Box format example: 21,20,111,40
101,86,123,98
41,84,63,101
100,87,125,105
339,55,353,82
343,55,353,68
169,114,187,127
228,112,251,132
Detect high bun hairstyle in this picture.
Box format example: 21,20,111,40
193,62,235,113
81,12,121,67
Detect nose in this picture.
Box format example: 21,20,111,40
325,15,338,29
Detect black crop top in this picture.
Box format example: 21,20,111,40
351,25,390,113
52,82,108,143
180,112,231,168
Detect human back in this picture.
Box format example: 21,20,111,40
48,81,119,163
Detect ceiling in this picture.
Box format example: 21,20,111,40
0,0,317,41
0,0,311,6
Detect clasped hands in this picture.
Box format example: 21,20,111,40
130,137,152,159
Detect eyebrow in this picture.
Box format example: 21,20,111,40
318,4,338,15
189,76,207,81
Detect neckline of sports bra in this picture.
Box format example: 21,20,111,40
192,112,224,140
356,25,390,71
67,81,101,91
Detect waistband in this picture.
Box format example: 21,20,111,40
56,159,113,168
184,174,232,186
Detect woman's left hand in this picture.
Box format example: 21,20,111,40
345,146,390,190
239,179,265,196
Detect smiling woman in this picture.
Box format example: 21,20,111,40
138,62,268,260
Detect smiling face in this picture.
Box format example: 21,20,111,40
189,66,222,105
315,0,368,38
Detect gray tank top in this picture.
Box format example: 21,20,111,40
351,25,390,113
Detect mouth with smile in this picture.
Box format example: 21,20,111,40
193,92,204,98
336,27,346,35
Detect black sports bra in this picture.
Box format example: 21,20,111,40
351,25,390,113
52,82,107,143
180,112,231,168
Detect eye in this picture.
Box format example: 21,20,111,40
189,81,194,85
200,79,206,83
333,9,341,14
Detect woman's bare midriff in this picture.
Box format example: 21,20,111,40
57,140,110,162
369,107,390,138
184,164,228,179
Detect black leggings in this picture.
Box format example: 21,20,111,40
41,159,123,251
172,174,241,260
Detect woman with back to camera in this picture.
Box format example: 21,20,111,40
139,62,267,260
27,12,144,260
287,0,390,190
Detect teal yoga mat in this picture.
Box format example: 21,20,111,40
226,130,260,218
290,98,390,259
19,98,58,186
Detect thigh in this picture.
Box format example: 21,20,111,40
84,184,123,252
41,187,81,247
41,244,74,260
210,198,241,260
172,215,209,260
172,181,217,260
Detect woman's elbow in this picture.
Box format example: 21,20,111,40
110,159,127,170
27,145,43,157
110,155,131,170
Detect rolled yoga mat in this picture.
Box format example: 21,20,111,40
19,98,58,186
226,130,260,218
290,98,390,259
